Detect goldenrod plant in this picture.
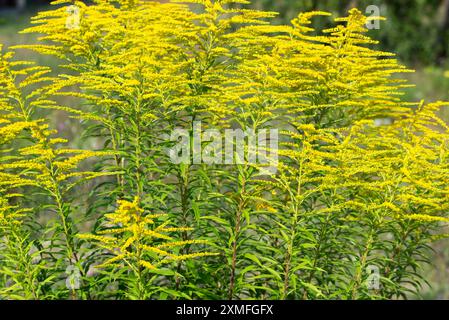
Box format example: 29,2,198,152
0,46,112,299
0,0,448,300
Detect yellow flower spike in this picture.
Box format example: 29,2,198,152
78,197,215,274
139,260,156,270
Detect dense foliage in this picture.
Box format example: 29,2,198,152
1,0,449,300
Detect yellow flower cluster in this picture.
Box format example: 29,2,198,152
79,197,216,271
2,0,447,299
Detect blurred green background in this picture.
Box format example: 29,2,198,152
1,0,449,299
